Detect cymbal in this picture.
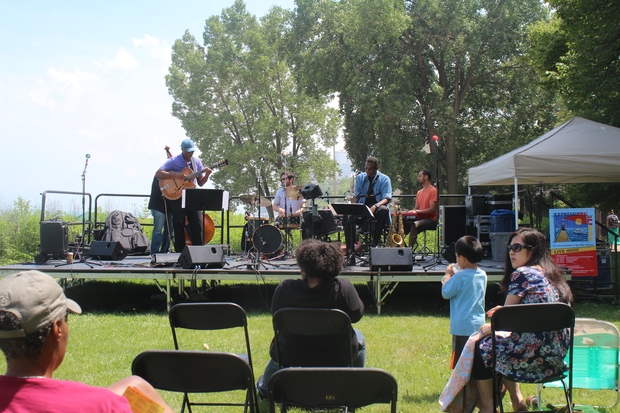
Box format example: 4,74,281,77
286,185,303,199
239,194,271,207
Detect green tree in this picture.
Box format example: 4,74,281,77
529,0,620,127
0,198,40,264
293,0,558,194
527,0,620,211
166,0,340,200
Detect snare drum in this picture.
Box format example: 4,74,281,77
252,225,283,256
275,215,301,229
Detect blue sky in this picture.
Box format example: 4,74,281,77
0,0,296,214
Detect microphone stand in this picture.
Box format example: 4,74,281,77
281,155,292,259
64,154,98,267
424,137,443,271
248,157,279,269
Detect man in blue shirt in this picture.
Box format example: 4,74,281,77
155,139,211,253
344,156,392,265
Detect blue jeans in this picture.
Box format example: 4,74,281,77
150,210,172,254
257,329,366,397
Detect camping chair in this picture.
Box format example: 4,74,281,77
491,302,575,413
541,318,619,409
272,308,354,369
268,367,398,413
169,302,258,412
132,350,257,413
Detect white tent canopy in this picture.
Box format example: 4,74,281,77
468,117,620,187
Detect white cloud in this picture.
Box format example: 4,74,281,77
28,68,98,109
98,47,139,71
133,35,171,65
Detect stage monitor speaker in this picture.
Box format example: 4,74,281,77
178,245,226,269
89,241,127,260
440,205,468,248
370,247,413,271
39,221,69,256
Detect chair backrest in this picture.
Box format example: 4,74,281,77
169,302,253,366
272,308,354,368
491,302,575,334
268,367,398,413
491,302,575,412
132,350,256,412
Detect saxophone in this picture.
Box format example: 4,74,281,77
387,206,405,247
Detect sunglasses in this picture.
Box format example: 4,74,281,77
507,243,530,252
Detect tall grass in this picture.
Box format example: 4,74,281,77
0,281,618,412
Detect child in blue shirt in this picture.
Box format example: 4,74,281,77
441,235,487,368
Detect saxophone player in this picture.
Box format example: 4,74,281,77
343,157,392,265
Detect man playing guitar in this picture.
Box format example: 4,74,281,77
155,139,212,253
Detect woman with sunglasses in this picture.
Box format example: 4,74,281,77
472,228,573,413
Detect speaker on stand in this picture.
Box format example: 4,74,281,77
35,221,69,264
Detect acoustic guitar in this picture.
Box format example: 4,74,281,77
159,159,228,200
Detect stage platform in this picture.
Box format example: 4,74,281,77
0,251,509,314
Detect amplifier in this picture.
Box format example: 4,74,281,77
370,247,413,271
439,205,468,248
39,221,69,256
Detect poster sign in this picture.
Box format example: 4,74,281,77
549,208,597,277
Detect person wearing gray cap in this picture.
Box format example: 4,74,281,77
155,138,212,253
0,270,174,413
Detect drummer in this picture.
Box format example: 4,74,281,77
273,171,306,218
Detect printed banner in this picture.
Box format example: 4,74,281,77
549,208,597,277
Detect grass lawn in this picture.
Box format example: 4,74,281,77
1,279,619,412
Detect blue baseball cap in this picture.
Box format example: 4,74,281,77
180,139,196,152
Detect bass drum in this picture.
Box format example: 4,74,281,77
252,225,283,256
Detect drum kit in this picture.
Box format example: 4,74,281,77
238,186,337,258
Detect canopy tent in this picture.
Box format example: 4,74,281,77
467,117,620,229
468,117,620,186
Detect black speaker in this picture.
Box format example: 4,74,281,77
178,245,226,269
440,205,468,248
88,241,127,260
39,221,68,255
370,247,413,271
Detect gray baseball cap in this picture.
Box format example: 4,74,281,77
0,271,81,339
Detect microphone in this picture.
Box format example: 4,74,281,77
432,135,439,147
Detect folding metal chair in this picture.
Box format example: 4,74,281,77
268,367,398,413
542,318,619,409
491,302,575,413
132,350,257,413
169,302,258,412
272,308,354,368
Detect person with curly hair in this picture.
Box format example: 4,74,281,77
256,239,366,398
472,228,573,413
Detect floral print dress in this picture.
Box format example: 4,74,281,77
477,266,570,382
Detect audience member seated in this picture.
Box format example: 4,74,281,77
0,270,175,413
256,239,366,398
472,229,573,413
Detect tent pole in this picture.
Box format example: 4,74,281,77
514,178,519,230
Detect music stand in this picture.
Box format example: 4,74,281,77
183,189,229,211
330,203,373,266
